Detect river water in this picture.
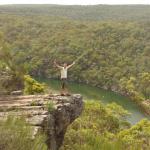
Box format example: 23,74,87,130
42,79,149,124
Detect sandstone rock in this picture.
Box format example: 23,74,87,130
11,90,23,95
0,94,83,150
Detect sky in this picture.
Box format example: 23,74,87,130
0,0,150,5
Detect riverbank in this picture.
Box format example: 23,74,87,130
110,88,150,116
61,100,150,150
85,81,150,117
39,78,149,124
56,78,150,117
140,100,150,115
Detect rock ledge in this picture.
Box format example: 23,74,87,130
0,94,83,150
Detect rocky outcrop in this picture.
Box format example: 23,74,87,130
0,94,83,150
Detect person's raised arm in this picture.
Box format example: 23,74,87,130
67,61,75,69
54,60,63,69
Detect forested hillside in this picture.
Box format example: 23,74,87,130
0,6,149,101
61,101,150,150
0,5,150,21
0,4,150,150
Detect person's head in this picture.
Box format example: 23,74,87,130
63,63,67,67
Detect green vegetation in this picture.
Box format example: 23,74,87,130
0,5,150,21
24,75,45,94
0,116,47,150
60,101,150,150
46,101,55,112
44,79,148,124
0,5,149,102
0,32,24,94
0,5,149,149
118,119,150,149
119,72,150,100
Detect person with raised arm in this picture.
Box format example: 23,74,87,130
54,60,75,96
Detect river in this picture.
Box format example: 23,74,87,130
41,79,149,125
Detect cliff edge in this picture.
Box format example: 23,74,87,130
0,94,84,150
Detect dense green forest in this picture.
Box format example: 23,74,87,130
0,5,150,21
61,101,150,150
0,5,150,149
0,5,149,101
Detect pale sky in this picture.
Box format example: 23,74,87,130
0,0,150,5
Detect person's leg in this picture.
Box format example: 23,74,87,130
64,79,66,88
62,80,65,89
64,79,71,96
60,79,65,95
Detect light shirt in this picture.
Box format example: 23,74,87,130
60,67,68,79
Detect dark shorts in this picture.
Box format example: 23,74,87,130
61,78,67,89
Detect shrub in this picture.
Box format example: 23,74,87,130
24,75,45,95
60,101,150,150
60,101,123,150
118,119,150,149
0,116,47,150
46,101,55,112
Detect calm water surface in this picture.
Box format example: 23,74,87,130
41,79,149,124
